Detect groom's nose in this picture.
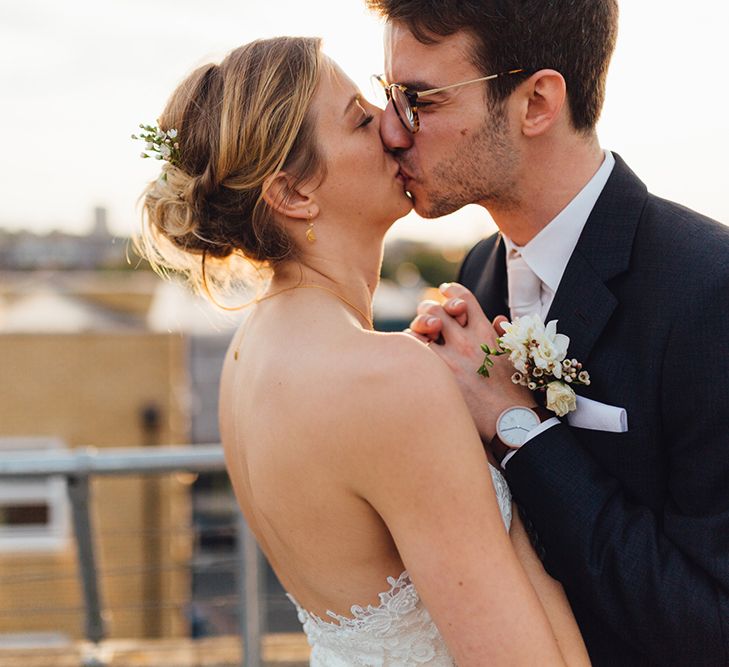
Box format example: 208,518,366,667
379,102,414,152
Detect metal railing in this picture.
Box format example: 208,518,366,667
0,444,265,667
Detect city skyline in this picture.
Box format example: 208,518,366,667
1,0,727,246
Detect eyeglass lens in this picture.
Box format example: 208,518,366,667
369,76,417,132
392,87,415,129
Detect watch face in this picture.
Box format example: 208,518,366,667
497,407,540,447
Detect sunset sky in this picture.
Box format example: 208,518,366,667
1,0,727,246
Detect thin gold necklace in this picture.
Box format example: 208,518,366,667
258,283,374,329
233,283,374,360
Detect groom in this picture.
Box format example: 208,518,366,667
367,0,729,665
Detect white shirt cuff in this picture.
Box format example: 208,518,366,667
501,417,560,469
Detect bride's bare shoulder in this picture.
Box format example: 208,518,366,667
338,331,467,421
336,331,488,494
356,330,452,381
283,330,475,460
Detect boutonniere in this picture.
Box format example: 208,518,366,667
477,314,590,417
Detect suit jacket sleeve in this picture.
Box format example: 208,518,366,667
505,271,729,665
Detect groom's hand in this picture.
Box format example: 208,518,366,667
407,287,509,343
405,292,468,344
409,283,532,440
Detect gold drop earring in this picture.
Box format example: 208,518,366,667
305,211,316,243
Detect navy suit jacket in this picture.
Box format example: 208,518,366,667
458,154,729,666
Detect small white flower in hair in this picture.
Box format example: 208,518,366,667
132,122,181,166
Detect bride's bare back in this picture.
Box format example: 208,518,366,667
220,293,416,615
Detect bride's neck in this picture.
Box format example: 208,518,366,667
271,233,385,318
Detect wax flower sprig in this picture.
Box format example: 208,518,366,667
477,314,590,417
131,123,180,167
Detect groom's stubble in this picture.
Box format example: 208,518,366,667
413,101,522,219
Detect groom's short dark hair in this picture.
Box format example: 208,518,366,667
366,0,619,133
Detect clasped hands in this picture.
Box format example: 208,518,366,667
407,283,534,442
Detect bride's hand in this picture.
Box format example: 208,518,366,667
407,288,509,342
406,291,468,343
410,283,533,440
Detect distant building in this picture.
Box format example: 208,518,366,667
0,271,249,642
0,331,191,642
0,208,127,271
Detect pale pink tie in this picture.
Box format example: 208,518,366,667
507,250,542,319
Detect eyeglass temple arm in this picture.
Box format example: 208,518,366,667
416,69,525,98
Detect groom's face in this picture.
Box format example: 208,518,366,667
382,23,520,218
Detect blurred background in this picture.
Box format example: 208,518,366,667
0,1,727,665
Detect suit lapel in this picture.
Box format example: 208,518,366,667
545,153,647,364
473,234,510,319
545,254,617,365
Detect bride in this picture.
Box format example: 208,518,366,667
137,36,589,666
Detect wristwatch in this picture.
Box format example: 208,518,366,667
490,405,553,464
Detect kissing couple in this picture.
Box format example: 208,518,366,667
136,1,729,664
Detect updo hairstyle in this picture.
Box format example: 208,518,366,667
136,37,326,294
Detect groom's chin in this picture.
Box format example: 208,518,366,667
406,189,435,219
411,194,459,220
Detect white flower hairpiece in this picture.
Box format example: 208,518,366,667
477,314,590,417
131,123,180,167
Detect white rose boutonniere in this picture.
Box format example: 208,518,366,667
478,315,590,417
545,381,578,417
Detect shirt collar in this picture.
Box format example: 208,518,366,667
503,150,615,294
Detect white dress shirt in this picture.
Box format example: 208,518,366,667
500,150,615,467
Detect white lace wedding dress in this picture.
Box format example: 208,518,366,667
287,465,512,666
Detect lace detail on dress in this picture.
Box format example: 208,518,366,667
490,463,512,532
288,465,512,666
288,570,452,666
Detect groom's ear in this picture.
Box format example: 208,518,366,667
261,171,319,221
518,69,567,138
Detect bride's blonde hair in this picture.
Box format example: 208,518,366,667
135,37,326,296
